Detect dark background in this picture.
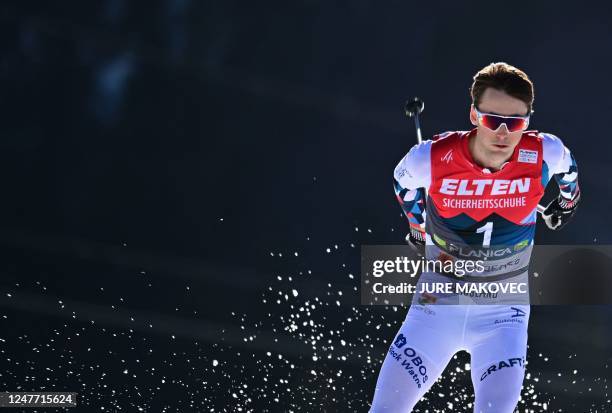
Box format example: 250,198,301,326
0,1,609,412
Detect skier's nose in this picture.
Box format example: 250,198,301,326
496,123,510,139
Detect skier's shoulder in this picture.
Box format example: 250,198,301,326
394,139,434,183
538,131,570,165
394,131,470,179
401,137,434,161
538,131,565,147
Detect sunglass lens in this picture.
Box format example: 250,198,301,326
481,115,503,131
505,117,528,132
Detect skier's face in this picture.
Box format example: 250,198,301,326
470,88,530,160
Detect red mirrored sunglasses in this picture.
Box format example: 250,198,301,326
474,108,530,132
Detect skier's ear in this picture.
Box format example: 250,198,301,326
469,105,478,126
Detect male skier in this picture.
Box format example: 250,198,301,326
370,62,580,412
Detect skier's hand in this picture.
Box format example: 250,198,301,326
541,192,581,230
405,226,426,256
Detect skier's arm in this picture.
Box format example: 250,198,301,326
393,141,432,242
541,133,581,230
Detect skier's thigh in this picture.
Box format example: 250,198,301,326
470,327,528,413
370,307,459,412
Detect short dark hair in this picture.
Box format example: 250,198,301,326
470,62,534,114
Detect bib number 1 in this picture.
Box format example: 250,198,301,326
476,221,493,247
